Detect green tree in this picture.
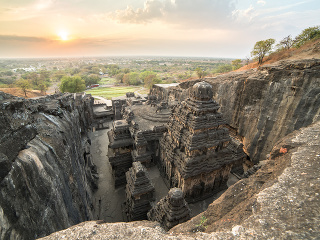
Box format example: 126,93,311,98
251,38,275,65
231,59,242,70
38,82,48,94
123,72,141,85
82,74,101,86
140,71,156,81
4,71,13,76
276,35,294,51
143,74,161,89
29,72,39,86
39,70,50,81
140,71,161,88
16,79,30,97
107,64,120,76
59,76,86,93
71,68,80,75
213,64,233,74
293,26,320,48
52,71,65,81
91,67,100,74
116,73,125,83
195,67,206,78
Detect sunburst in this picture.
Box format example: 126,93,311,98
58,31,69,41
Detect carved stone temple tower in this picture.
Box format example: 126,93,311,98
159,81,246,202
125,161,155,221
108,120,133,187
147,188,191,231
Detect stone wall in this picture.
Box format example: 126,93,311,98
0,92,96,240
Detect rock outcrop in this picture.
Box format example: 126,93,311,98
40,119,320,240
40,59,320,239
2,58,320,240
0,92,97,240
170,120,320,239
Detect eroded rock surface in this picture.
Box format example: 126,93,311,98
152,59,320,163
0,92,97,240
40,120,320,240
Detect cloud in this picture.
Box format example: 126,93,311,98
257,0,266,6
34,0,55,10
0,0,56,21
111,0,163,24
0,34,50,42
232,5,256,22
109,0,237,29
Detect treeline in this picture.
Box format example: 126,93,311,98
251,26,320,65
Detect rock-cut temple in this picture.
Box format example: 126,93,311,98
107,81,246,221
159,81,246,202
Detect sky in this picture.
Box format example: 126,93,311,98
0,0,319,58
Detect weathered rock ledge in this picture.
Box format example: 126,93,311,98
41,120,320,239
0,92,97,240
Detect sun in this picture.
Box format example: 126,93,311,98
58,31,69,41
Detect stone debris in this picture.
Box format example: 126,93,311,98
148,188,191,231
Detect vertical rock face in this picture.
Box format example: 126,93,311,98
148,188,191,231
209,60,320,162
0,92,97,240
125,162,155,221
159,81,246,202
154,60,320,163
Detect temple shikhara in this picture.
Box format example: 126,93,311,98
147,188,191,231
159,81,246,202
107,81,246,222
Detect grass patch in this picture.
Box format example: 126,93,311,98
100,77,117,85
0,84,9,88
85,86,143,99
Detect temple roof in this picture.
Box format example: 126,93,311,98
190,81,213,101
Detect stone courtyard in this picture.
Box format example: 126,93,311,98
90,81,244,228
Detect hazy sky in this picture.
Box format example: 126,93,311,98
0,0,319,58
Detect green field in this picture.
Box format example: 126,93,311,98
99,77,117,85
85,86,148,99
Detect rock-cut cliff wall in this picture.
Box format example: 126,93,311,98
0,92,97,240
154,59,320,162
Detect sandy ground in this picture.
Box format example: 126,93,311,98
0,88,45,98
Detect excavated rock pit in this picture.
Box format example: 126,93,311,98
0,58,319,240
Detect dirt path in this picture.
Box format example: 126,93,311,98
134,87,148,96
